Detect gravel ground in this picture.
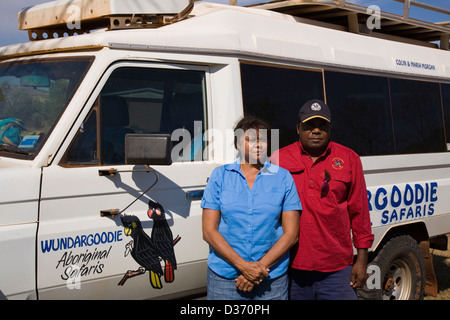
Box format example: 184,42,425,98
425,236,450,300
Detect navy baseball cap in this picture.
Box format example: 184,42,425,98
298,99,331,123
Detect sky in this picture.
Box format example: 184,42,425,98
0,0,448,47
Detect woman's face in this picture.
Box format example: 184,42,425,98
237,128,268,165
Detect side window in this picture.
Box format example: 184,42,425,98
390,78,445,154
241,63,324,148
325,72,446,156
440,83,450,149
65,106,99,164
324,71,394,156
62,66,207,165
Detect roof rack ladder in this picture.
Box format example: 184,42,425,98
441,33,449,50
248,0,449,50
395,0,450,50
402,0,411,21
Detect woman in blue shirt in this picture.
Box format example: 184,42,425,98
201,116,301,300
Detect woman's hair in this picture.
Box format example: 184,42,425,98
234,115,272,156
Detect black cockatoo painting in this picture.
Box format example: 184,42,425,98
118,200,180,289
148,199,178,283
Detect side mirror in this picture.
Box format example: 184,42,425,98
125,134,172,166
100,134,172,217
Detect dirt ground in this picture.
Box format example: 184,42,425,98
424,236,450,300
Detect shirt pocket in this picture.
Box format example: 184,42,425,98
328,171,351,204
256,191,284,209
220,189,239,206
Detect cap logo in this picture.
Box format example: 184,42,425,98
311,102,321,111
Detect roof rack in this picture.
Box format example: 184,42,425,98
19,0,194,41
243,0,450,50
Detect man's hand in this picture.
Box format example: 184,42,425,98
350,248,368,289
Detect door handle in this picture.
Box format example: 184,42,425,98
186,189,204,200
100,209,120,217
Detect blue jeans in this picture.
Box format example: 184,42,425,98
289,266,357,300
207,268,288,300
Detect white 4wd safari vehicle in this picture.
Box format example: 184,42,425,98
0,0,449,300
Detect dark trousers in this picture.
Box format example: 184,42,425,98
289,265,357,300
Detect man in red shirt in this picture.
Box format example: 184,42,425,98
271,99,374,300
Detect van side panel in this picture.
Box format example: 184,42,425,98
0,168,41,299
0,224,37,299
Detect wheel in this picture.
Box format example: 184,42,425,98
358,234,425,300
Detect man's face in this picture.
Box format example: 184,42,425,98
297,118,331,155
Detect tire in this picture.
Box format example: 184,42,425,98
358,234,425,300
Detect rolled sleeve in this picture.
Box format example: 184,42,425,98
201,167,222,210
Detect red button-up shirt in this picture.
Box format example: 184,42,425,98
271,141,374,272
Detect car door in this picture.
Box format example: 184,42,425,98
37,61,213,299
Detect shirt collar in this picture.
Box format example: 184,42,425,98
224,160,241,173
298,140,332,159
224,158,278,175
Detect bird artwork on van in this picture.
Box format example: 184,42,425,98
118,200,181,289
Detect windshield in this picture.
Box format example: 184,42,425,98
0,57,94,159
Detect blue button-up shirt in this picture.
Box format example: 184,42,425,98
201,160,302,279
